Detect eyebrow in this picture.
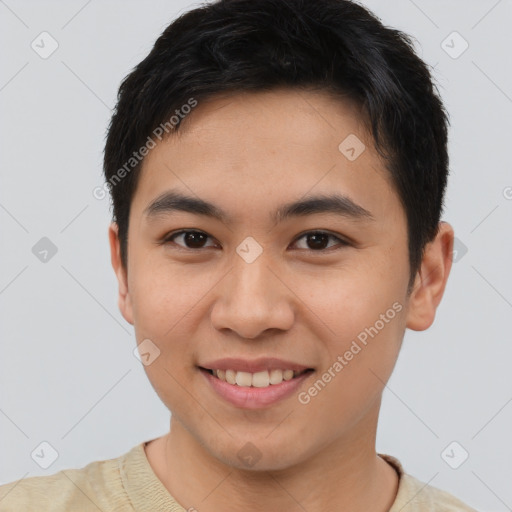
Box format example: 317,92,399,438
143,190,374,225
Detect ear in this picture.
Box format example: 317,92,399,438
405,221,454,331
108,222,134,325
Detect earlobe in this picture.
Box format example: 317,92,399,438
405,222,454,331
108,222,134,325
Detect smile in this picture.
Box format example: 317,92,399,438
202,367,313,388
199,366,315,409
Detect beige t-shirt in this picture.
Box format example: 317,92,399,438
0,440,478,511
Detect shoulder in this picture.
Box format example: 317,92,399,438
0,445,138,512
399,472,479,511
380,454,479,512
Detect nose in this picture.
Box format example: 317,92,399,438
210,255,295,339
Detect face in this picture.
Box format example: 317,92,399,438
109,88,450,471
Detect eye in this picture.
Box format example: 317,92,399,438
291,231,349,251
164,230,217,250
162,229,349,252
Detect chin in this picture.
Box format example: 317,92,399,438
212,438,308,473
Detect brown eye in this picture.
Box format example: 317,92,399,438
293,231,348,251
165,230,216,249
163,229,349,252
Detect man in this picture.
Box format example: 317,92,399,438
0,0,478,510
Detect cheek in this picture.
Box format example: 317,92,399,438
296,307,405,435
293,263,406,411
128,264,208,413
130,256,197,327
292,249,406,337
129,260,221,376
128,261,191,363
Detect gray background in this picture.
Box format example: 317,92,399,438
1,1,511,510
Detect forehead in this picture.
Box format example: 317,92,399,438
131,88,402,226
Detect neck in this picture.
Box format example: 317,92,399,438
146,405,399,511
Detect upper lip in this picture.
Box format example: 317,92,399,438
199,357,313,374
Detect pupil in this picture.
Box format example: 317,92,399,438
307,233,328,250
185,232,206,248
182,232,329,250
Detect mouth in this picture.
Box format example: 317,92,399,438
198,366,315,388
198,364,316,409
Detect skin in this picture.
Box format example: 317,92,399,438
109,88,454,511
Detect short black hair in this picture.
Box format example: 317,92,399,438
103,0,449,293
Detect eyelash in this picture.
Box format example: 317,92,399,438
162,229,350,253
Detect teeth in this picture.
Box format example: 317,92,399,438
269,369,284,384
283,369,294,381
211,368,308,387
252,371,270,388
225,369,236,385
235,371,252,387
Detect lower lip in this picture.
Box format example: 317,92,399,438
199,368,314,409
